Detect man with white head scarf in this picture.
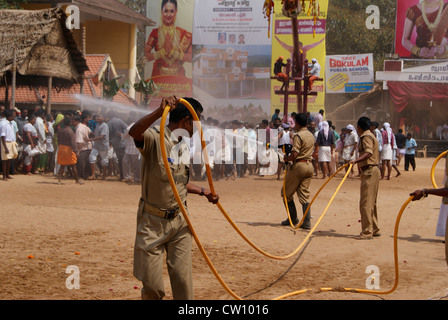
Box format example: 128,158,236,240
342,124,358,177
380,122,395,180
315,121,334,179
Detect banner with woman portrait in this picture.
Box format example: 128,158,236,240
144,0,194,107
395,0,448,59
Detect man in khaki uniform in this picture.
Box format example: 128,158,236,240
281,113,315,229
410,152,448,266
129,96,219,300
351,116,380,240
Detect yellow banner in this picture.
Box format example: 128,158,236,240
271,0,328,117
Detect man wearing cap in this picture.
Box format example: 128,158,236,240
350,117,380,240
308,58,321,91
281,113,315,229
129,96,219,300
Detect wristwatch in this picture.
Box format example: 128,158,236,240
200,187,206,196
422,189,429,198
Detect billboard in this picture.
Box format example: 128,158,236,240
144,0,194,107
271,0,328,115
191,0,272,123
326,54,374,94
395,0,448,59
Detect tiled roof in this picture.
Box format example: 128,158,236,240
0,86,41,105
74,0,154,25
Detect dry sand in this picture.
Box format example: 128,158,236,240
1,157,447,301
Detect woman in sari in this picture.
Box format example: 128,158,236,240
402,0,448,59
145,0,192,77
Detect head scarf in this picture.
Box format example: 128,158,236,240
383,122,392,143
321,121,329,139
346,124,355,132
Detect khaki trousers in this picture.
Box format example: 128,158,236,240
133,201,193,300
281,162,314,204
359,166,380,237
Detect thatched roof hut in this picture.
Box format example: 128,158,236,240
0,7,88,88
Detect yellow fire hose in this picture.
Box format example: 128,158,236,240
159,99,416,299
283,163,351,229
431,150,447,189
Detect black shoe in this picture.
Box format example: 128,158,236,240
282,201,298,226
282,219,298,226
300,203,311,229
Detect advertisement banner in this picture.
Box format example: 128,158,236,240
191,0,272,124
144,0,195,107
326,54,374,94
395,0,448,59
271,0,328,116
192,0,271,46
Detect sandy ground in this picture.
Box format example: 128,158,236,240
1,157,447,301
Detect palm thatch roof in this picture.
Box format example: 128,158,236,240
0,7,88,88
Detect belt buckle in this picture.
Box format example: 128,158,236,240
164,209,177,219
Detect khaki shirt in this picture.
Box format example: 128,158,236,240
292,127,315,161
136,125,189,210
358,129,379,167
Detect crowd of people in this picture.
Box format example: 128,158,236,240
0,105,141,184
186,108,420,183
0,104,421,184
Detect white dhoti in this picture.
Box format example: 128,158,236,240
342,146,355,162
381,144,393,161
318,146,331,162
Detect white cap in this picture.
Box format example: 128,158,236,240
312,58,317,62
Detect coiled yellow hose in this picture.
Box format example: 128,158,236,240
431,150,447,189
159,99,413,299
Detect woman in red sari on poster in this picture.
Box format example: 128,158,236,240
402,0,448,59
145,0,192,77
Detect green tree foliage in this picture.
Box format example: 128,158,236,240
326,0,397,72
0,0,27,9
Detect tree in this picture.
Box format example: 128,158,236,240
326,0,397,72
0,0,27,9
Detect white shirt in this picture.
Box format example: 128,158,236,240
279,130,292,145
34,117,46,143
75,123,92,151
124,123,139,155
0,119,16,142
309,62,321,77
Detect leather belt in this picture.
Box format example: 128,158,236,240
140,198,183,220
294,159,312,164
360,165,376,172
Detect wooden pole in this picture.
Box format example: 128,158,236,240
291,16,302,114
10,48,17,110
47,76,52,115
79,24,86,111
